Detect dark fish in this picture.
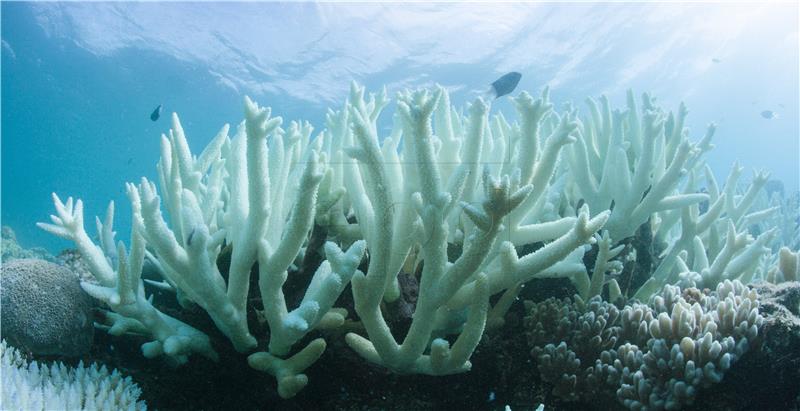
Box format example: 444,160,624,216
150,104,162,121
761,110,778,119
489,72,522,99
711,58,721,63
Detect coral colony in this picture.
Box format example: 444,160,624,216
38,82,797,408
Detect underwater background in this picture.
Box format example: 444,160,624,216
2,2,800,411
2,2,798,254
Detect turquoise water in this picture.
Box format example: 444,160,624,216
2,2,798,254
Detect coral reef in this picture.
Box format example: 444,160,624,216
35,81,798,401
1,226,55,262
333,85,606,375
685,281,800,410
566,93,711,243
56,248,97,284
525,280,762,410
0,340,146,410
0,259,94,357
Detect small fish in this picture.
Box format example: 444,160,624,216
488,72,522,99
150,104,162,121
711,58,721,63
761,110,779,119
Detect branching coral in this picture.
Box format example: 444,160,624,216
38,80,794,400
330,84,607,374
566,92,712,243
40,98,364,398
525,280,763,410
635,164,778,300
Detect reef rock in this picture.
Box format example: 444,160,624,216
1,226,55,262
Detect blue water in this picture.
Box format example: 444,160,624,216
2,2,798,254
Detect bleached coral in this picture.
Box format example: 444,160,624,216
40,98,365,398
636,164,778,299
0,340,146,411
763,247,800,284
37,79,793,399
566,91,712,243
329,83,608,375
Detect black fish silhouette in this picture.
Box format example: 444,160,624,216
489,72,522,99
150,104,162,121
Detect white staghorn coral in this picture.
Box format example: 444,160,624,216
326,83,608,375
40,97,364,398
566,91,711,243
635,163,779,299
